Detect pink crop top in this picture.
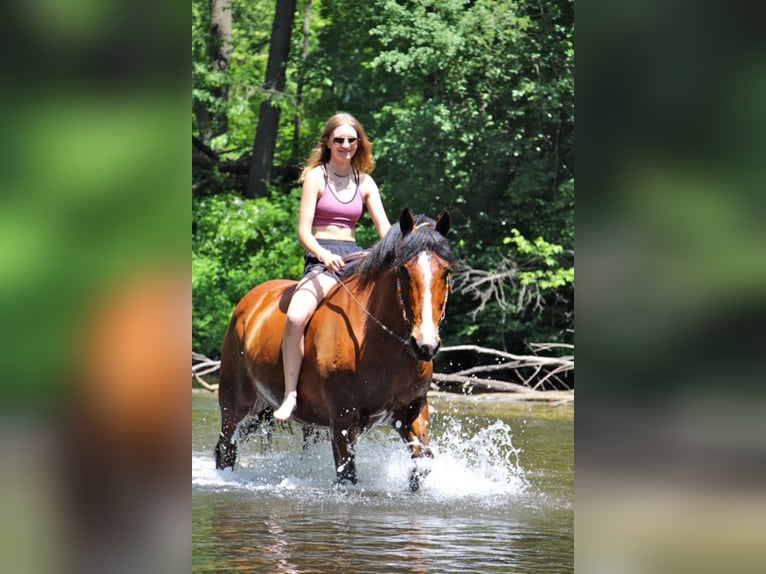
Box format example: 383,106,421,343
312,166,364,228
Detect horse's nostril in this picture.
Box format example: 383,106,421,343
409,338,425,357
408,340,430,360
408,337,441,361
423,343,441,359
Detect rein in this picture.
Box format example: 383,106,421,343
330,268,410,346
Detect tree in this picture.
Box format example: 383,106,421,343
194,0,232,145
291,0,313,165
247,0,298,198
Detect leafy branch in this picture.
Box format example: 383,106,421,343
453,228,574,319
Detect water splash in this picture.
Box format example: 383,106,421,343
424,417,527,498
192,416,527,502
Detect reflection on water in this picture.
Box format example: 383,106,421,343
192,393,573,573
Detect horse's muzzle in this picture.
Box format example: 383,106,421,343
409,337,440,361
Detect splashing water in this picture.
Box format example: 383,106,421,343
421,417,527,498
192,415,527,503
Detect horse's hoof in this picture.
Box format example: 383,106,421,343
334,476,359,489
214,441,236,470
409,465,431,492
333,480,356,491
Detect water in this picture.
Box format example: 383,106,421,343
192,392,573,573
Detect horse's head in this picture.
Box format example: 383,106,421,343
396,209,453,361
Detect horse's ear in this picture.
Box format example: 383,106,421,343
435,210,451,237
399,208,415,235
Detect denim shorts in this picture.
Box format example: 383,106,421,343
304,239,363,278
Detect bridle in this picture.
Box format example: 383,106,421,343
396,271,451,327
331,223,452,346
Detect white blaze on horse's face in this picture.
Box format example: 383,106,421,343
410,251,441,356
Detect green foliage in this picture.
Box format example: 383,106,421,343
366,0,574,248
504,229,574,290
192,188,303,356
503,228,574,349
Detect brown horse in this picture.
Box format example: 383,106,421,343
215,209,453,491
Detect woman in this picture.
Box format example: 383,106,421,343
274,113,391,421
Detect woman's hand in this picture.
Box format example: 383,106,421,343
320,249,345,273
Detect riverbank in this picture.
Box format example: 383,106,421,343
193,387,573,421
428,390,573,421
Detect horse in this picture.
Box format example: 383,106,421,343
215,209,453,491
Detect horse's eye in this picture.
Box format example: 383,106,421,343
399,266,409,278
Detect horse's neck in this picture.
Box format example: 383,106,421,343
336,272,404,329
371,272,407,328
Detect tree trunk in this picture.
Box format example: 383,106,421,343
291,0,312,165
196,0,231,144
247,0,298,199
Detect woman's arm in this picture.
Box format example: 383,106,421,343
361,175,391,239
297,168,322,252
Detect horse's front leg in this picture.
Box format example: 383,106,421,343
395,399,434,492
330,423,360,486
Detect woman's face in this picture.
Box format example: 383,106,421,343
328,124,358,162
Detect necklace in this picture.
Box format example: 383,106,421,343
329,165,350,178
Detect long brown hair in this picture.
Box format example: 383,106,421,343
299,112,375,182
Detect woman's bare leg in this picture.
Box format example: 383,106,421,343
274,272,337,421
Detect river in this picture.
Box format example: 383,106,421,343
192,391,573,573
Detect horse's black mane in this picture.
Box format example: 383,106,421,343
342,213,453,288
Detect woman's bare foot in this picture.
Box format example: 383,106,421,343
273,391,297,421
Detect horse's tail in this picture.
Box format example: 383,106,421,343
215,312,246,469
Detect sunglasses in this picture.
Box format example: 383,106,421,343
332,137,358,145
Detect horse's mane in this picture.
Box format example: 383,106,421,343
342,213,453,289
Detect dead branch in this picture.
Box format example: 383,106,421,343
192,352,220,392
452,255,537,318
438,344,574,391
191,340,574,394
529,342,574,352
452,259,516,318
431,372,531,393
192,137,251,173
440,344,573,367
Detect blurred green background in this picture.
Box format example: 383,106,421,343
0,93,188,405
576,2,766,572
0,0,190,571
